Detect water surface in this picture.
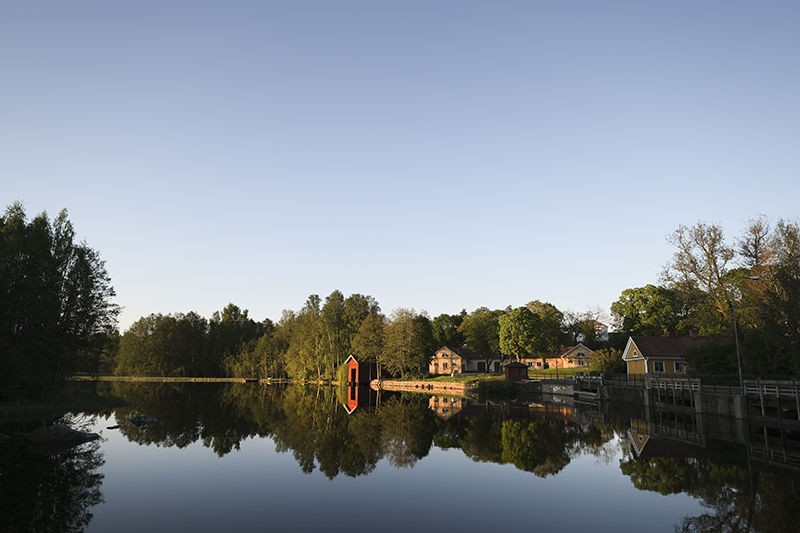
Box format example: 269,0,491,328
2,382,798,532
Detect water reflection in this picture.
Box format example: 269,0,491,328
4,381,800,532
0,418,104,532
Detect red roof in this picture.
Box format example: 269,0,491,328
630,336,730,359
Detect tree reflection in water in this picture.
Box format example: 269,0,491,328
95,381,800,531
619,433,800,533
0,420,105,533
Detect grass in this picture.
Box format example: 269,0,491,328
0,394,127,420
526,366,591,378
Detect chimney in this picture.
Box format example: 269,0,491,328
689,329,697,339
667,329,676,338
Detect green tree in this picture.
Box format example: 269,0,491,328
459,308,502,370
115,312,208,376
611,285,681,336
342,293,381,348
207,303,263,376
0,203,119,401
224,328,287,379
431,312,465,348
526,300,565,355
351,312,386,375
284,295,323,380
320,290,347,375
499,307,542,362
588,347,625,373
382,308,432,377
663,221,735,322
755,219,800,373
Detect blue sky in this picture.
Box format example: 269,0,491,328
2,1,799,331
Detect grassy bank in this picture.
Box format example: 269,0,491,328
0,393,127,420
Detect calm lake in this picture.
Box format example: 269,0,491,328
2,381,799,533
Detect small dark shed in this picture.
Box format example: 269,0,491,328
345,355,378,385
504,361,528,381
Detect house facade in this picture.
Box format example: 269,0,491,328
622,334,715,376
429,346,502,375
520,344,594,370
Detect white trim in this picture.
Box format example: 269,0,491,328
622,337,643,361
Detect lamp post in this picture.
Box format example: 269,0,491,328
731,276,760,394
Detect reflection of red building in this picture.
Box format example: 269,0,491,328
345,355,378,385
346,384,379,413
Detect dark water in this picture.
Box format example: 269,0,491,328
2,382,799,533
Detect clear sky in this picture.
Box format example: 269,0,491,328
2,1,798,331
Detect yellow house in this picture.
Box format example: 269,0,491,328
429,346,501,375
622,334,711,376
520,344,594,370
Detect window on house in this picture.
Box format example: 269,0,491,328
579,361,585,366
537,362,542,367
527,362,532,367
443,362,448,369
654,361,665,373
675,362,686,373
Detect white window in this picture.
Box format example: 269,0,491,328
654,361,665,373
675,362,686,373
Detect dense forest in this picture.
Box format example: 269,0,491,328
3,201,800,402
0,203,119,402
111,297,614,382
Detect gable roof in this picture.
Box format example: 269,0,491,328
437,345,482,361
529,344,593,359
559,344,593,358
627,335,730,359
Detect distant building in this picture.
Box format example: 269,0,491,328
429,346,502,375
520,344,594,370
576,320,609,344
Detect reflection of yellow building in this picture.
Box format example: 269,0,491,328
428,396,465,420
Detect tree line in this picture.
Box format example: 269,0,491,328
112,296,619,381
5,201,799,401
